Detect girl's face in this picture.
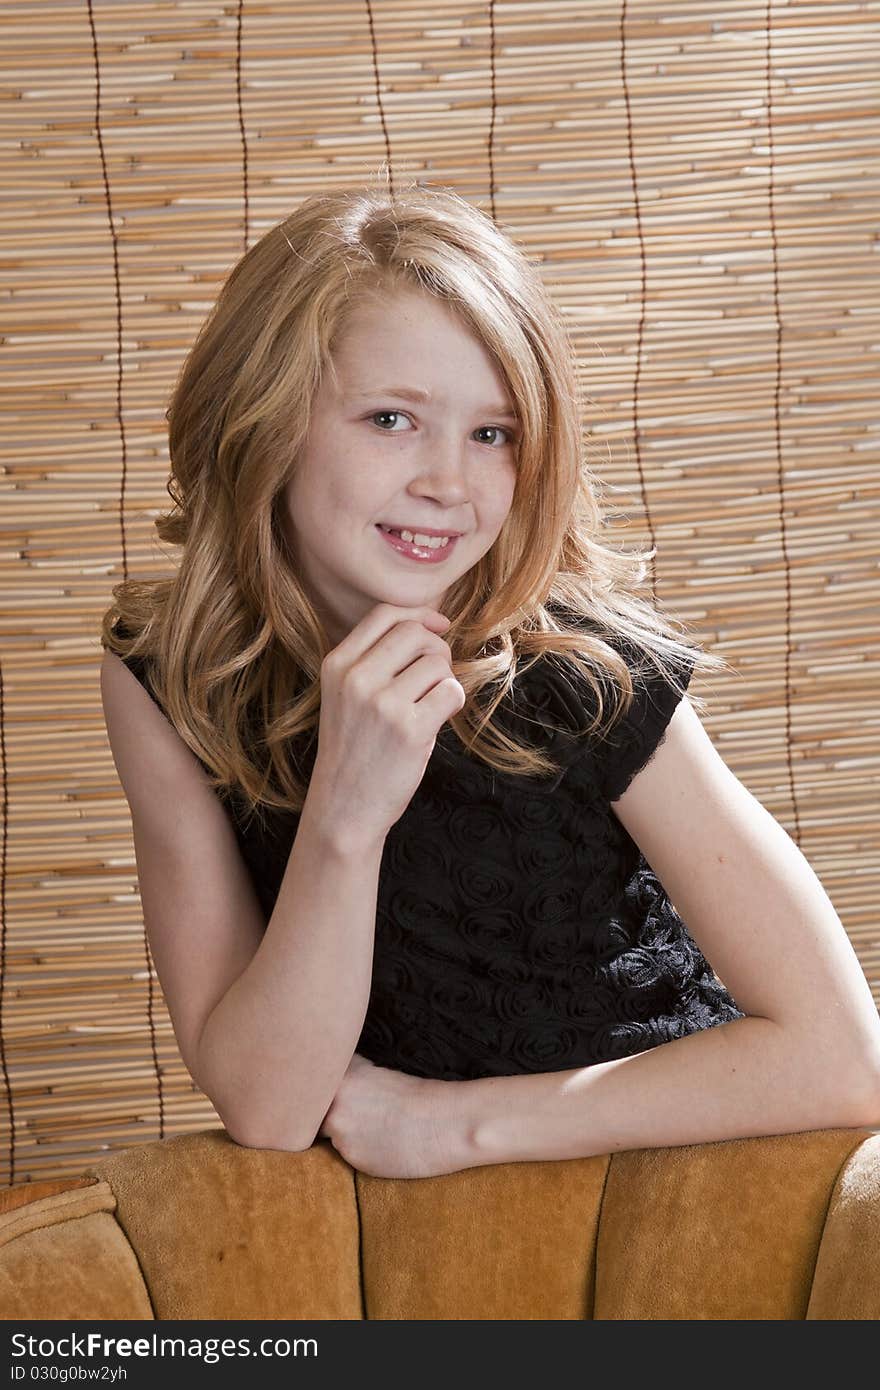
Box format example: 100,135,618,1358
283,284,520,646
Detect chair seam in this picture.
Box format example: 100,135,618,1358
353,1168,366,1320
589,1154,614,1319
804,1128,876,1317
0,1181,116,1248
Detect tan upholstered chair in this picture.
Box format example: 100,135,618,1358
1,1126,878,1320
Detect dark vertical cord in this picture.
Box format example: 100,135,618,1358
763,3,801,844
487,0,498,223
0,668,15,1183
86,0,165,1139
235,0,250,250
365,1,394,195
87,0,129,589
618,0,659,607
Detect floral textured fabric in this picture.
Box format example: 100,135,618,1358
111,616,745,1081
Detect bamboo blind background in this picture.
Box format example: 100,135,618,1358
1,0,878,1184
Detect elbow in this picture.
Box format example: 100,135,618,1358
782,1021,880,1131
217,1097,322,1152
195,1077,317,1151
223,1116,318,1153
850,1073,880,1131
194,1054,321,1152
222,1123,315,1156
835,1056,880,1131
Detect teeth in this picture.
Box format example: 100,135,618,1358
391,528,451,549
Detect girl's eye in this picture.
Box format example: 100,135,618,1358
473,425,513,447
370,410,412,432
368,411,515,447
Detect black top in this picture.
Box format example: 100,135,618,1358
110,614,744,1081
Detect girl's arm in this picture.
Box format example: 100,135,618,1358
197,792,387,1152
102,648,387,1155
443,697,880,1166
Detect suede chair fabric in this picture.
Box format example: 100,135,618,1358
0,1125,876,1321
82,1131,363,1321
357,1153,609,1319
807,1133,880,1320
593,1128,869,1319
0,1179,152,1320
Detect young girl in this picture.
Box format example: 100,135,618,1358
101,179,880,1181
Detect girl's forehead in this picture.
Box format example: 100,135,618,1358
336,284,467,337
325,285,518,414
333,299,503,377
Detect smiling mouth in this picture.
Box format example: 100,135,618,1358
377,525,452,548
377,524,462,542
375,524,462,562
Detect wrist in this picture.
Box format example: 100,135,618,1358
431,1075,508,1169
299,781,388,858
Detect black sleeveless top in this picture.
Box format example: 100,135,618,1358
110,614,745,1081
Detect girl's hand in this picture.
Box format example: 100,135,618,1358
316,1052,466,1179
310,603,465,847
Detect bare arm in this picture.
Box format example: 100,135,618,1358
103,603,460,1156
102,645,388,1155
195,602,461,1150
445,697,880,1166
197,796,386,1152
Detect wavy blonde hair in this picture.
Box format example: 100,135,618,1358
101,175,731,819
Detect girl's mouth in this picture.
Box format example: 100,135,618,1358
375,524,461,564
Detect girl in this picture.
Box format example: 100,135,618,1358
101,179,880,1181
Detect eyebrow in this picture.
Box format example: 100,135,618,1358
351,384,519,420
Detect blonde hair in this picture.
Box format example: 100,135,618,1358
102,175,730,819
